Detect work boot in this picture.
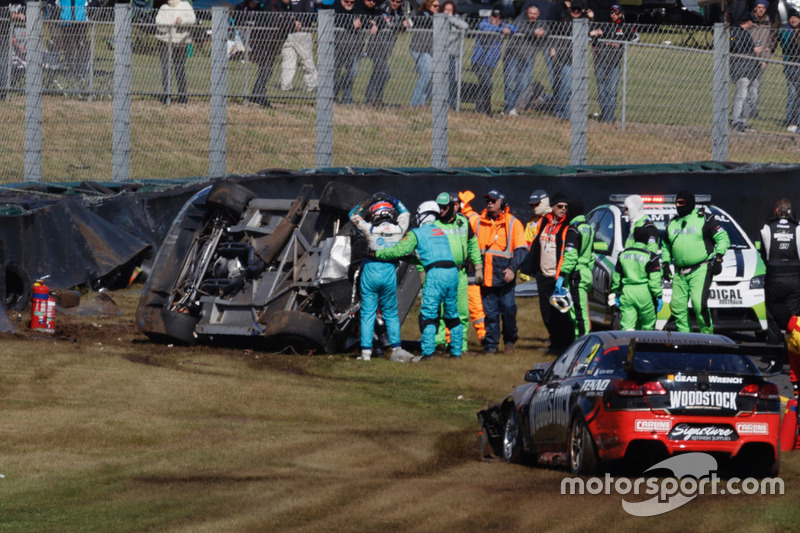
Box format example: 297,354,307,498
390,347,414,363
504,343,515,354
357,349,372,361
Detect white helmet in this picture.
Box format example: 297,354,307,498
549,291,573,313
416,201,440,226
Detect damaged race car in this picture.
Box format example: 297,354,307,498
478,331,781,477
136,179,421,353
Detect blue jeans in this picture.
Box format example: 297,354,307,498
480,283,518,351
410,50,432,107
360,261,401,350
553,61,572,120
502,55,534,113
595,61,620,123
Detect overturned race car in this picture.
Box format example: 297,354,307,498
136,179,420,353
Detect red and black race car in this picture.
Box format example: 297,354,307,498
478,331,781,477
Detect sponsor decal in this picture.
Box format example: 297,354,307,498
708,288,743,305
531,386,572,433
668,423,736,441
735,422,769,435
669,374,743,385
581,379,611,392
669,390,737,409
635,419,671,432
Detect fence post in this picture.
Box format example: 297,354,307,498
209,6,228,178
570,17,588,166
2,20,9,100
621,42,627,130
112,3,131,182
24,1,42,182
431,13,448,168
712,22,729,162
316,10,333,168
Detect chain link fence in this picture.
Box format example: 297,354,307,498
2,4,800,182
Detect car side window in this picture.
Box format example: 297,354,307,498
549,340,585,380
569,336,603,377
592,210,615,254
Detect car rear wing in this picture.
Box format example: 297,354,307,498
609,194,712,205
622,338,784,375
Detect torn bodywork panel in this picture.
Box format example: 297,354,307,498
136,180,422,353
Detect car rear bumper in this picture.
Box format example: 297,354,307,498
590,410,780,462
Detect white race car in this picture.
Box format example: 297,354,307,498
586,194,767,336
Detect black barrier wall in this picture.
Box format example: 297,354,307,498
228,166,800,241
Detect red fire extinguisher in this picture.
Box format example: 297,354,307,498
31,279,55,333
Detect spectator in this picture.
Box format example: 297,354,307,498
609,226,663,331
661,191,730,334
589,4,637,123
519,0,559,107
729,12,762,133
759,198,800,346
364,0,408,106
744,0,775,121
156,0,197,105
58,0,89,79
333,0,365,104
550,0,593,120
440,0,468,110
408,0,438,107
349,194,414,362
556,198,595,339
472,10,515,116
476,189,527,354
376,201,462,362
433,191,483,356
522,192,572,352
458,190,487,344
503,5,548,116
278,0,318,92
781,9,800,133
0,0,24,99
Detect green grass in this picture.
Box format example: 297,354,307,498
0,288,799,531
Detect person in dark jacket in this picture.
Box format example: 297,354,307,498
364,0,408,106
588,4,636,123
759,199,800,345
550,0,593,120
471,9,515,116
234,0,290,108
333,0,366,104
729,12,763,132
502,5,548,115
781,9,800,132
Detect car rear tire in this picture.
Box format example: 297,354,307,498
569,417,598,475
502,407,522,463
161,309,199,346
205,179,255,216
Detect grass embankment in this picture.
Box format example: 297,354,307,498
0,288,799,531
